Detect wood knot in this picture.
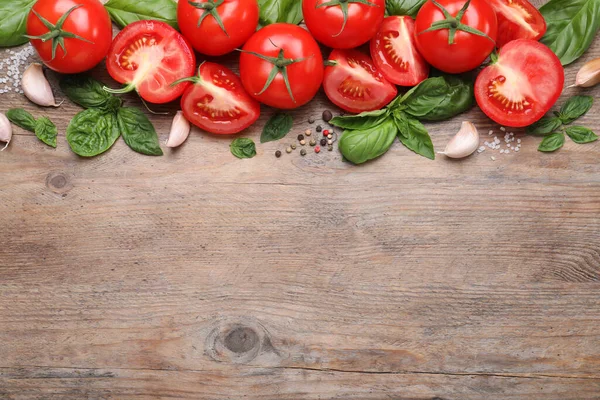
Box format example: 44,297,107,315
46,172,72,194
224,327,259,354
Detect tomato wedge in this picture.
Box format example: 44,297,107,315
106,20,196,104
178,62,260,134
475,39,564,128
370,16,429,86
323,49,397,114
487,0,546,48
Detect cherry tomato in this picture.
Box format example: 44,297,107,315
239,23,324,109
26,0,112,74
177,0,259,56
180,62,260,134
106,20,196,104
370,16,429,87
302,0,385,49
414,0,498,74
487,0,546,48
475,39,564,128
324,49,397,114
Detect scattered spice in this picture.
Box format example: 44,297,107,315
286,147,292,153
0,45,34,95
275,150,282,158
328,145,333,151
327,140,333,145
327,134,333,140
308,117,315,124
323,129,329,137
291,144,297,150
316,125,322,133
305,129,311,136
320,138,327,146
300,139,306,145
297,134,304,141
315,146,321,153
323,110,333,122
309,139,316,146
300,149,307,156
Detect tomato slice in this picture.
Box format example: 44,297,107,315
323,49,398,114
475,39,564,128
487,0,546,48
180,62,261,135
370,16,429,86
106,20,196,104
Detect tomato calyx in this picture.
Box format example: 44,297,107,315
316,0,378,37
419,0,494,45
187,0,230,37
25,5,93,60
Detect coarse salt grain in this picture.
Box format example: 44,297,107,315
0,45,36,97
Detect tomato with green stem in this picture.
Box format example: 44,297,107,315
487,0,546,48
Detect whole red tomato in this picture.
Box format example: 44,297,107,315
178,0,259,56
26,0,112,74
239,24,324,109
302,0,385,49
414,0,498,74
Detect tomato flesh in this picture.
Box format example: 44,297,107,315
106,20,196,104
324,49,397,114
181,62,260,134
475,39,564,128
487,0,546,48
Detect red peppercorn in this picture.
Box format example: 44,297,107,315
323,129,329,137
315,146,321,153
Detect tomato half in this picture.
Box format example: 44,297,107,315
239,24,324,109
26,0,112,74
475,39,564,127
180,63,260,134
106,20,196,104
370,16,429,87
487,0,546,48
414,0,498,74
177,0,259,56
324,49,397,114
302,0,385,49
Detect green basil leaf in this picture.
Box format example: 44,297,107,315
526,117,563,136
0,0,36,47
394,113,435,160
538,132,565,152
330,109,389,130
386,0,426,17
6,108,37,132
558,95,594,124
34,117,58,148
565,126,598,144
230,138,257,159
117,107,163,156
60,75,113,109
104,0,178,29
258,0,303,26
338,118,397,165
540,0,600,65
67,109,121,157
261,113,293,143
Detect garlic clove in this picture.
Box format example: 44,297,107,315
570,58,600,88
165,111,191,148
22,63,61,107
439,121,480,159
0,112,12,151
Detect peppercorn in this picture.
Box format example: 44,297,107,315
328,145,333,151
316,125,322,132
323,110,333,122
291,144,297,150
327,139,333,145
327,134,333,139
323,129,329,137
305,129,312,136
315,146,321,153
275,150,282,158
297,134,304,141
300,149,307,156
320,138,327,146
300,139,306,145
309,139,316,146
308,117,315,124
286,147,292,154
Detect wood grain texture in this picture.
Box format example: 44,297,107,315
1,0,600,398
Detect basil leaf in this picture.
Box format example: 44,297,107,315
540,0,600,65
0,0,36,47
394,113,435,160
386,0,426,17
565,126,598,144
67,109,120,157
261,113,293,143
230,138,257,159
558,95,594,124
526,117,563,136
538,132,565,152
6,108,37,132
104,0,178,29
60,75,113,109
338,118,397,165
34,117,58,148
117,107,163,156
330,109,389,130
258,0,303,26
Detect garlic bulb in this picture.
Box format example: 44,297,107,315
439,121,480,159
165,111,191,148
570,58,600,88
0,112,11,151
22,63,60,107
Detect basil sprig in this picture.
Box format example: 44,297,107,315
385,0,426,18
230,138,257,159
261,113,293,143
258,0,303,26
6,108,58,148
0,0,36,47
104,0,178,29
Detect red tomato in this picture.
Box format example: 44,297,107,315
487,0,546,48
302,0,385,49
26,0,112,74
414,0,498,74
323,49,397,113
370,16,429,87
179,62,260,134
239,24,324,109
177,0,259,56
475,39,564,128
106,20,196,104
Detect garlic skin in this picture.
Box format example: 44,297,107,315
22,63,60,107
0,112,12,151
571,58,600,88
166,111,191,148
439,121,480,159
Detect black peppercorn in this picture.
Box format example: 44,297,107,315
316,125,322,132
297,134,304,141
320,138,327,146
300,149,307,156
275,150,282,158
308,117,315,124
322,110,333,122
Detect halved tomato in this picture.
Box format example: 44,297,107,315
178,62,260,134
370,16,429,86
487,0,546,48
106,20,196,104
323,49,397,114
475,39,564,128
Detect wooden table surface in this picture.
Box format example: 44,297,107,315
1,1,600,398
